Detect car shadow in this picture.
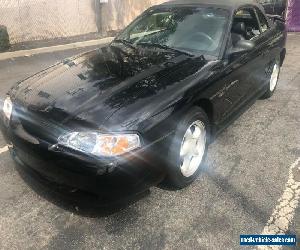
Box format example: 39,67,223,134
14,162,150,218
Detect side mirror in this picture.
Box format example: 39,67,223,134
229,40,255,59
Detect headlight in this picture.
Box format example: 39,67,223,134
58,132,141,157
3,96,12,120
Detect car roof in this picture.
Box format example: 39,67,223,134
158,0,261,10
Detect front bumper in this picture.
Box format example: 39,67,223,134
0,115,167,201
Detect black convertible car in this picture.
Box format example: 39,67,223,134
0,0,286,202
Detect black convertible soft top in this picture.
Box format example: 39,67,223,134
160,0,262,10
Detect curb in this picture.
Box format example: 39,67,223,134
0,37,114,61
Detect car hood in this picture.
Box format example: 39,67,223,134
10,44,209,132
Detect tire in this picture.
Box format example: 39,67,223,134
165,107,210,189
261,58,281,99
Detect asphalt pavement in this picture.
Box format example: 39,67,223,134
0,34,299,250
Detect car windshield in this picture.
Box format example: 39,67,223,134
116,7,229,57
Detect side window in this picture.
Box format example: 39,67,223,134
256,9,269,33
230,7,261,46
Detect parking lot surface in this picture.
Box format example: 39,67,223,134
0,34,299,250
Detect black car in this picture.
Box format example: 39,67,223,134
0,0,286,202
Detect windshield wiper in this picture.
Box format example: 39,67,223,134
136,42,193,56
112,39,136,50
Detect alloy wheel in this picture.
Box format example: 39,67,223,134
179,120,206,178
270,63,280,92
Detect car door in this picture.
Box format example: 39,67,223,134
250,7,276,93
229,6,272,101
215,8,264,122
